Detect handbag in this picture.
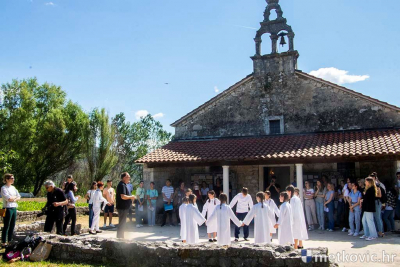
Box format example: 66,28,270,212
0,208,6,217
164,203,173,211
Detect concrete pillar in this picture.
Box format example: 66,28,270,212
270,34,278,54
255,38,262,56
296,164,304,200
223,166,230,202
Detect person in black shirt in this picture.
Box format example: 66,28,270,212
116,172,136,239
43,180,68,235
361,177,378,241
266,176,281,206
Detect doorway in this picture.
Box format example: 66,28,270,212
263,166,291,191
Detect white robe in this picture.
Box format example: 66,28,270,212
179,204,188,240
243,202,273,244
201,198,221,233
185,204,206,244
207,204,242,246
264,199,280,234
290,195,309,240
277,201,294,246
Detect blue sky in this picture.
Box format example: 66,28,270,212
1,0,399,134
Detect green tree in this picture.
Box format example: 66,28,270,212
113,113,172,185
0,78,89,195
84,108,118,183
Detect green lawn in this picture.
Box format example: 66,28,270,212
17,201,88,212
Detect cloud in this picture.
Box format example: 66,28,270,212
45,2,55,6
135,110,149,120
309,67,369,85
214,86,219,93
153,113,164,119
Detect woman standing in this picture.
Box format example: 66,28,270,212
206,193,242,246
360,177,378,241
173,182,186,226
314,180,326,230
324,183,335,231
201,190,220,242
184,194,206,244
264,191,280,242
348,182,362,236
274,192,294,246
382,183,397,232
1,174,21,247
85,182,97,229
90,182,108,235
304,181,318,231
147,182,158,227
63,182,79,235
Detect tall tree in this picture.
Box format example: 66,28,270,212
85,108,118,183
0,78,88,195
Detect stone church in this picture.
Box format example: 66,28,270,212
137,0,400,201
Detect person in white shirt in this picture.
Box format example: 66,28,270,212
85,182,97,229
206,193,242,246
184,194,206,244
90,182,109,235
1,173,21,246
264,190,280,242
303,181,318,230
201,190,220,242
229,187,253,241
274,192,294,246
286,186,308,249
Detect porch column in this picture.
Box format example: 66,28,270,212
397,160,400,172
295,163,304,200
223,166,230,202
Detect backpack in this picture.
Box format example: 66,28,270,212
378,184,387,204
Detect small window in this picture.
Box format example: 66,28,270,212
269,120,281,134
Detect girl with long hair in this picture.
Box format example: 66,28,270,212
314,180,326,230
264,190,280,242
274,192,294,246
184,194,206,244
1,174,21,247
201,190,220,242
85,181,97,228
360,177,378,241
63,182,79,235
348,182,362,236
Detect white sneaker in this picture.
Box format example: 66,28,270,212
359,230,364,235
103,224,107,228
342,227,347,232
348,232,354,236
308,227,313,231
366,237,376,241
136,225,141,228
328,229,333,232
359,235,366,239
109,224,115,228
353,233,359,237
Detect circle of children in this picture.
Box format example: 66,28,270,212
1,171,399,249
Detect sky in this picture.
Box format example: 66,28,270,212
1,0,399,134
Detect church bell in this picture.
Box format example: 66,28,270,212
279,35,286,46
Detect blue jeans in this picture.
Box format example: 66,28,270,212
395,199,400,220
373,200,383,233
326,202,335,230
147,204,156,226
88,204,94,228
349,206,361,234
136,198,145,225
235,212,249,239
315,200,325,229
362,212,377,238
382,210,395,231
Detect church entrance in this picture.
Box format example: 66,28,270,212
263,166,291,192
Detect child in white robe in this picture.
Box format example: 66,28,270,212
264,190,280,241
274,192,294,246
185,194,206,244
286,185,308,249
179,197,189,243
243,192,273,244
90,182,108,235
207,193,242,246
201,190,221,242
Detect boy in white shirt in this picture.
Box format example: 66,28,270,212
230,187,253,241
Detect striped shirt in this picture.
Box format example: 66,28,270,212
162,186,174,202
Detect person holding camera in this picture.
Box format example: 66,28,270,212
43,180,68,235
266,176,280,206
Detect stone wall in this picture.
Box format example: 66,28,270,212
34,234,334,267
173,71,400,139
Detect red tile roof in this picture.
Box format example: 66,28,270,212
136,129,400,164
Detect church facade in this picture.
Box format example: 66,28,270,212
137,0,400,201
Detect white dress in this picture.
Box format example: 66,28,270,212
91,189,108,231
201,198,221,233
277,201,294,246
179,204,188,240
185,204,206,244
264,199,280,234
243,202,273,244
290,195,309,240
207,204,242,246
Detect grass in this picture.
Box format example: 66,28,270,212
17,201,88,212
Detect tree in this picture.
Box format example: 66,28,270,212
112,113,172,185
84,108,118,183
0,78,88,195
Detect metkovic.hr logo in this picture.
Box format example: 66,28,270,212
301,249,329,264
301,249,312,263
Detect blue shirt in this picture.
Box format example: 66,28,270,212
325,190,334,201
349,191,362,203
126,183,133,195
147,189,158,206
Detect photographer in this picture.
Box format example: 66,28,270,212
42,180,68,235
266,176,280,206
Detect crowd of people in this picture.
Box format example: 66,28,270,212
1,170,399,248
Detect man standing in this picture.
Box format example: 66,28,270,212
43,180,68,235
116,172,136,239
266,176,280,206
230,187,253,241
161,179,175,227
103,180,116,228
135,181,146,228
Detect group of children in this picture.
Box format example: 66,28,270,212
179,185,309,248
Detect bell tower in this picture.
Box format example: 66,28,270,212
251,0,299,76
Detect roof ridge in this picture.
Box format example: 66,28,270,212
170,74,254,127
295,70,400,112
